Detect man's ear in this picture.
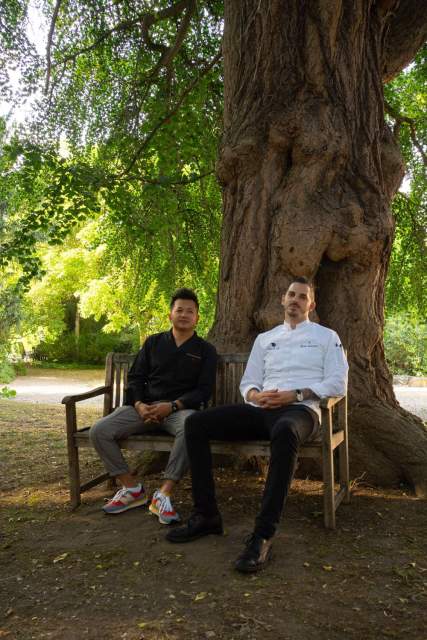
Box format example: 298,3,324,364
310,300,316,312
281,294,286,307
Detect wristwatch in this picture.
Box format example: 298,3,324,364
171,401,179,413
295,389,304,402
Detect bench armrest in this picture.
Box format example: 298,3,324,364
319,396,345,410
61,385,111,405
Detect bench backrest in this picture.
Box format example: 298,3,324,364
103,352,249,416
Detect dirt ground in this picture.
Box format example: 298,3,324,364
0,401,426,640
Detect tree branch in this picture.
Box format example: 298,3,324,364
52,0,192,68
131,169,215,185
126,0,196,129
384,100,427,166
382,0,427,82
153,0,195,72
119,50,222,178
44,0,63,95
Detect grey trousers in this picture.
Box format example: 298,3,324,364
89,405,195,482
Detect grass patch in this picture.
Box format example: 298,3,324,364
0,401,103,493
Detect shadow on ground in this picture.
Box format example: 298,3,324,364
0,401,426,640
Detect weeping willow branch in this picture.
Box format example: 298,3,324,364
119,50,222,178
384,100,427,166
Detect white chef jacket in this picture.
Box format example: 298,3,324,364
240,319,348,420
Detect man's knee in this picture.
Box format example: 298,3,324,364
271,418,300,443
173,409,195,435
185,411,204,439
89,415,114,445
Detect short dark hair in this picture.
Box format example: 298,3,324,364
170,288,199,310
288,276,315,300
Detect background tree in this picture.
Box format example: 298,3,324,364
211,1,427,494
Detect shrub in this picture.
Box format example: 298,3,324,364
384,315,427,376
13,361,27,376
32,331,134,365
1,386,17,398
0,360,15,383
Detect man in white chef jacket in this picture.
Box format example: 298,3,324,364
166,277,348,573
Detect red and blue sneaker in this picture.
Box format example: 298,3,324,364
149,490,180,525
103,485,148,514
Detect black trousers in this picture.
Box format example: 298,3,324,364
185,404,319,539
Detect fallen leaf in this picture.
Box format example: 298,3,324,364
194,592,208,602
322,565,333,571
53,552,69,563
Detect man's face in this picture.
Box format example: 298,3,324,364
281,283,315,323
169,298,199,331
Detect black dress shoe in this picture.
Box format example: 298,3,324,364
166,513,223,543
234,533,273,573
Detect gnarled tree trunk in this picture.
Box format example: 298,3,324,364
211,0,427,495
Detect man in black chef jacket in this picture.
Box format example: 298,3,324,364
90,288,217,524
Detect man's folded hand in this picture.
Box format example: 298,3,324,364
250,389,296,408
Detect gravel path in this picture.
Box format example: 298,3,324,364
7,368,105,406
5,368,427,419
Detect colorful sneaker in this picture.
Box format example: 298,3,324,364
103,486,148,514
149,490,180,525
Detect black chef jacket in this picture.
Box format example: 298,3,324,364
125,330,217,409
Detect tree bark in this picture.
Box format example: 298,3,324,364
211,0,427,495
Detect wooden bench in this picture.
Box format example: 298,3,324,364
62,352,350,528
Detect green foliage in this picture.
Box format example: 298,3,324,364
0,135,103,282
384,315,427,376
0,0,223,337
0,266,23,376
0,360,15,383
33,332,134,364
12,360,27,375
0,386,16,399
385,45,427,320
0,1,425,343
19,232,103,346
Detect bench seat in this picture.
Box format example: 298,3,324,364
62,352,350,528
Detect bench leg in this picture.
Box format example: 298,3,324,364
339,439,350,504
65,403,81,509
338,397,350,504
322,449,336,529
69,450,81,510
322,408,336,529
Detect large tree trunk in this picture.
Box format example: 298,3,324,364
211,0,427,495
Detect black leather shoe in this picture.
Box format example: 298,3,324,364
166,513,223,543
234,533,273,573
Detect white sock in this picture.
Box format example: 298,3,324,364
124,483,142,493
